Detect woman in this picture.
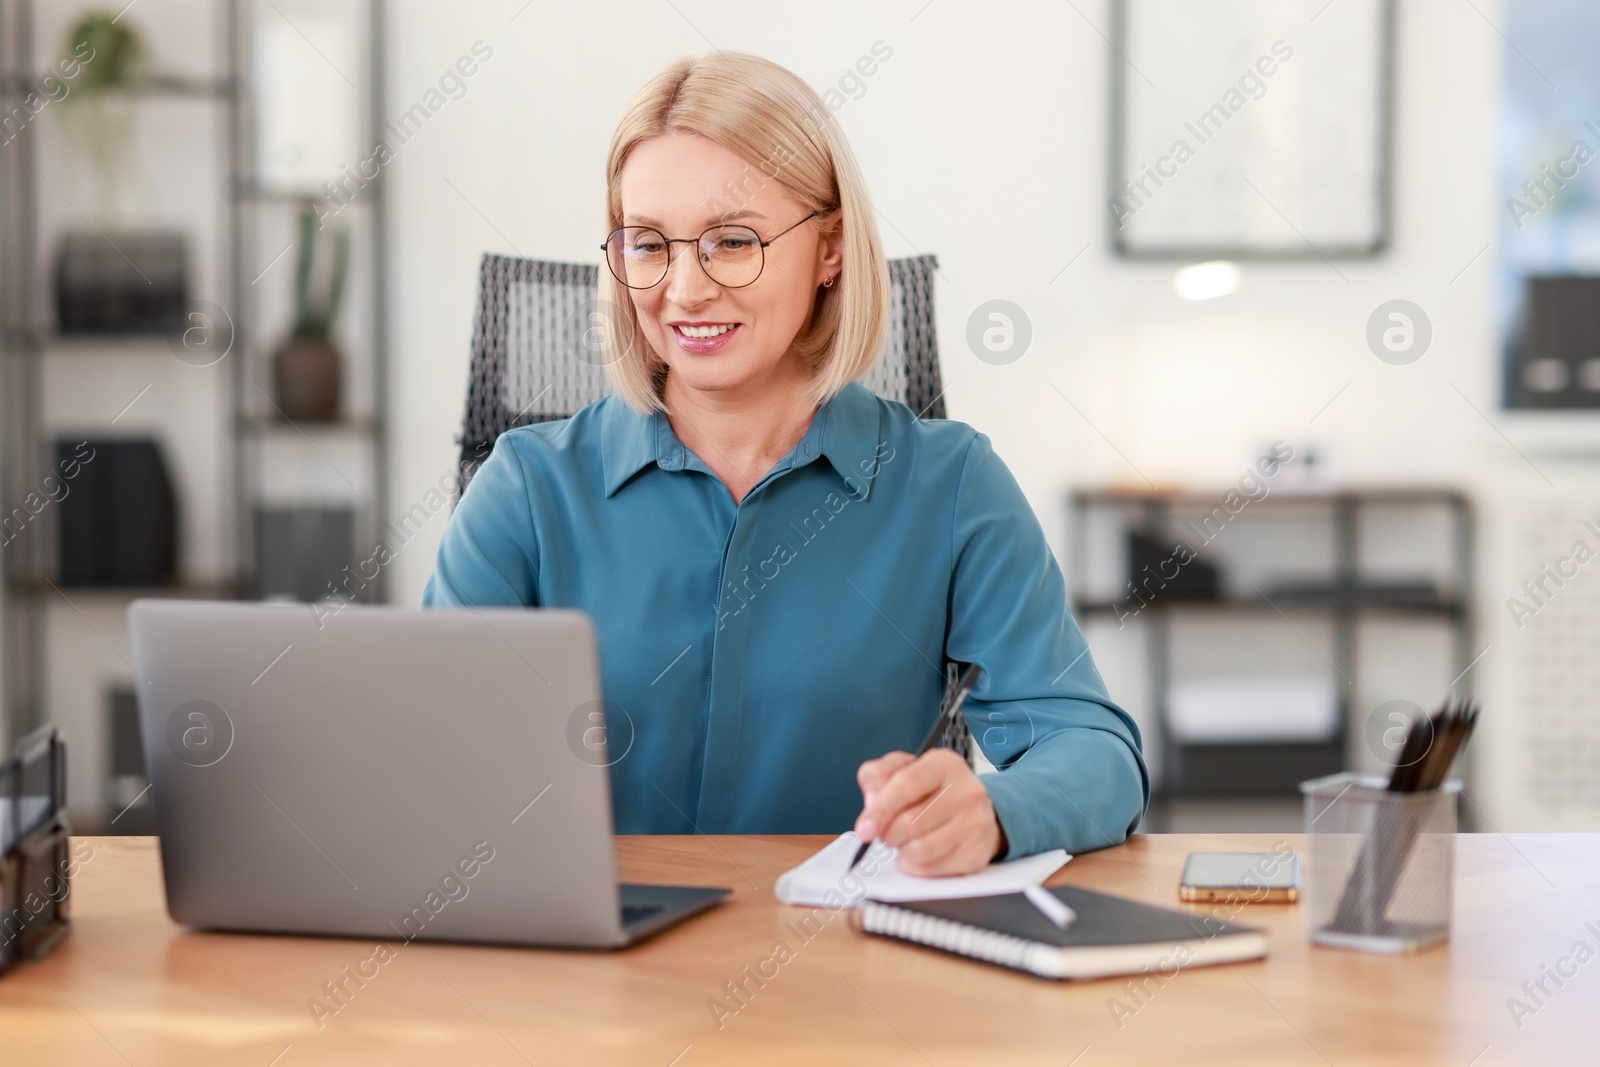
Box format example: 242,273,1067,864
424,52,1147,876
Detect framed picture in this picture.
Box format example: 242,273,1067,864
1109,0,1393,258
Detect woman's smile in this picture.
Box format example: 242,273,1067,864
668,319,742,353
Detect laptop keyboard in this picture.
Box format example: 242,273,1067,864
621,903,669,927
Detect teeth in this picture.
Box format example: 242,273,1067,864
677,324,735,338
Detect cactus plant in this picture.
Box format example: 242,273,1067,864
291,200,350,339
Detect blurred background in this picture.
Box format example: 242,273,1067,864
0,0,1595,838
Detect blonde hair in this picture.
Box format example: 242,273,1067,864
600,52,889,412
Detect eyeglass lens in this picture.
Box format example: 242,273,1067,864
606,226,765,289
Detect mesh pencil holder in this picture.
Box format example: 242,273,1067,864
1299,772,1461,954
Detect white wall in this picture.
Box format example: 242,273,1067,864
386,2,1575,825
386,0,1504,591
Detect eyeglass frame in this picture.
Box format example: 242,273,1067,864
600,209,825,290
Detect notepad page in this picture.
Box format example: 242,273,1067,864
773,831,1069,907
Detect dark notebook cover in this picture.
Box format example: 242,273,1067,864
859,884,1266,979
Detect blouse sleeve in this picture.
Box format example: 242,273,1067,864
421,433,541,609
945,432,1150,858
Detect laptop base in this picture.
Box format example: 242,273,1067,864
618,883,730,945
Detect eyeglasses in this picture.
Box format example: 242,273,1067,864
601,210,821,290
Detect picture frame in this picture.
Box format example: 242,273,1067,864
1109,0,1394,259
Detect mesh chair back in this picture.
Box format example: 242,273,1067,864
456,254,945,486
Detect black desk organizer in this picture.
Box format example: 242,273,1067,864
0,727,71,975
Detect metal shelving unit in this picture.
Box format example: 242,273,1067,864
0,0,387,827
1069,487,1474,803
227,0,389,614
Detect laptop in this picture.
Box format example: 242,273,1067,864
127,600,729,948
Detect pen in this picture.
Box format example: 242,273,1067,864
1023,883,1076,930
1385,698,1477,794
847,662,982,874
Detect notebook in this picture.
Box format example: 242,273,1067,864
774,831,1069,906
856,884,1267,980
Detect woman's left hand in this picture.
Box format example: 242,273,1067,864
854,749,1009,876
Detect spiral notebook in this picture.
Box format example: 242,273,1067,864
856,884,1267,980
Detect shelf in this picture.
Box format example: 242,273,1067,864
1496,409,1600,459
1072,486,1470,508
239,414,381,436
1069,478,1474,801
0,73,235,99
1077,594,1467,619
11,578,237,602
1161,739,1346,797
42,335,179,355
235,181,378,205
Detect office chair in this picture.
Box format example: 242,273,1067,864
452,250,969,760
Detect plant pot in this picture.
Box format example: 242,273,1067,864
272,334,342,421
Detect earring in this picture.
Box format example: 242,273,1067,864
823,275,836,288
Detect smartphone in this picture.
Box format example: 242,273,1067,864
1179,851,1299,903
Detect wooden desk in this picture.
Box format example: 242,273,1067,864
2,833,1595,1065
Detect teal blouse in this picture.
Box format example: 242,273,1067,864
422,380,1148,858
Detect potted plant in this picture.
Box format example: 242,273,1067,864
66,11,144,90
59,11,145,224
273,201,350,421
